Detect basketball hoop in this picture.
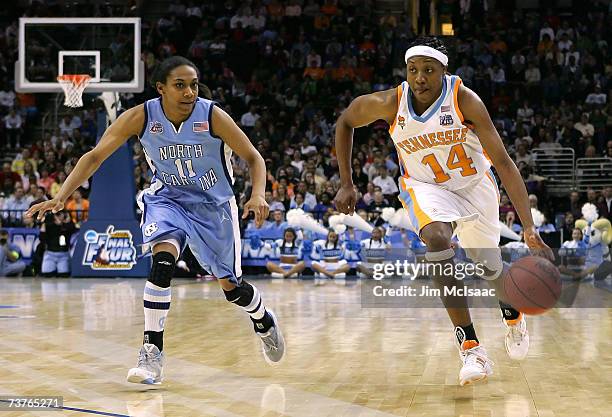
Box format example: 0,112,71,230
57,74,92,108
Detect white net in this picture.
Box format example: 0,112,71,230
57,74,91,108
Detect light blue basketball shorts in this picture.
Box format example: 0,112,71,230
139,193,242,283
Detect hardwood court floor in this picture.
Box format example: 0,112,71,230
0,277,610,417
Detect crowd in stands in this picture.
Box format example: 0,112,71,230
0,0,611,278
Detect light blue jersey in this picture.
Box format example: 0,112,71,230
136,97,242,282
139,97,234,205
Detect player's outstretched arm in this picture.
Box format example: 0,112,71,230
334,89,397,214
26,104,144,221
457,86,554,260
211,105,269,227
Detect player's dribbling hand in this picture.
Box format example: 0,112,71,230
334,184,357,215
243,195,269,228
524,225,555,261
25,198,65,222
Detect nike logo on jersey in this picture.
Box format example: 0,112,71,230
396,127,469,155
157,261,173,265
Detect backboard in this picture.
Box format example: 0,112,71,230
16,17,144,93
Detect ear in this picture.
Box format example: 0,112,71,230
156,81,164,95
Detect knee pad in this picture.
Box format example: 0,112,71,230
425,248,455,262
148,251,176,288
465,247,503,280
223,280,257,308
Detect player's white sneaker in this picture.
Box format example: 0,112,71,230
455,327,493,386
258,309,285,365
270,272,284,278
503,313,529,360
127,343,165,384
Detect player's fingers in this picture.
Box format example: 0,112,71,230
242,204,251,219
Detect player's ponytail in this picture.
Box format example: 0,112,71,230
151,55,212,99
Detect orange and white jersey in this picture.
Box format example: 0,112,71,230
389,75,491,192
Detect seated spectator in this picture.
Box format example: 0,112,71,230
311,230,351,283
514,143,533,167
2,187,29,226
0,162,21,191
585,84,606,106
0,84,16,112
574,113,594,140
356,227,391,278
58,114,82,138
372,167,398,198
290,192,311,212
39,210,76,277
0,229,26,277
597,186,611,222
265,210,288,238
313,192,334,220
65,189,90,225
505,211,523,234
3,108,23,149
559,228,588,279
362,182,376,206
368,191,389,211
37,168,55,193
266,228,305,278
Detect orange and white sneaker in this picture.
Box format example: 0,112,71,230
456,328,493,386
503,312,529,360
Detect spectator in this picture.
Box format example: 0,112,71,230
514,143,534,167
368,191,389,211
0,229,26,277
3,187,29,226
524,62,541,85
58,114,81,137
39,210,76,277
372,167,398,197
455,58,475,87
290,192,311,212
4,108,22,149
0,162,21,190
0,85,15,112
240,104,260,131
585,85,606,106
64,189,90,225
265,209,288,238
597,186,611,222
574,114,594,140
313,192,334,220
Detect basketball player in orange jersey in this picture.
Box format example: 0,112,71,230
334,37,554,386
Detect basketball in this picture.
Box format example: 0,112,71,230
504,256,562,315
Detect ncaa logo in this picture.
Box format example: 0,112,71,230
144,222,158,237
149,121,163,134
440,115,453,126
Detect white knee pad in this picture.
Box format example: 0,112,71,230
465,247,503,280
425,248,455,262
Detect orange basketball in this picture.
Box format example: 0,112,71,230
503,256,561,315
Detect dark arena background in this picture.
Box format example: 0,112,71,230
0,1,610,416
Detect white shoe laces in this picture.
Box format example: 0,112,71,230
261,329,279,351
506,317,527,344
462,346,494,367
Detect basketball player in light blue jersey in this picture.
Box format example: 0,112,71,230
26,56,285,384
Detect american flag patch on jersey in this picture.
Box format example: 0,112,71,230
441,105,451,112
193,121,209,132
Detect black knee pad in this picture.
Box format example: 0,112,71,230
223,280,254,307
148,251,176,288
